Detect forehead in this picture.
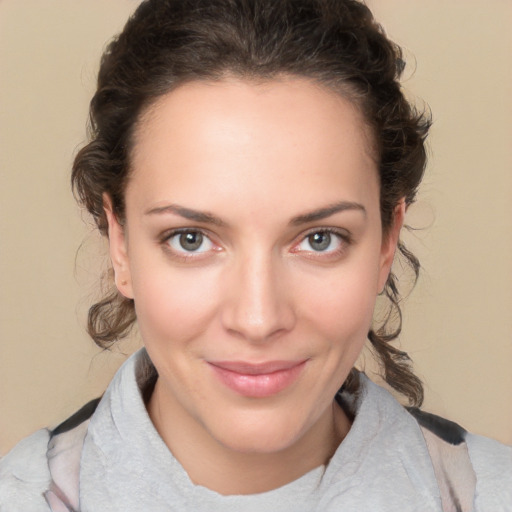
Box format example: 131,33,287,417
133,77,375,162
127,77,379,217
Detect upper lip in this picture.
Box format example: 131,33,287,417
208,360,307,375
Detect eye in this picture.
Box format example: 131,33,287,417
166,230,214,254
305,232,335,252
293,229,348,255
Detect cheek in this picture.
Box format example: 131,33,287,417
129,256,222,347
299,258,381,339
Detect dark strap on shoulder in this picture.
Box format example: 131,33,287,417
51,397,101,437
408,407,467,445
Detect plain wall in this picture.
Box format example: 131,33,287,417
1,0,511,454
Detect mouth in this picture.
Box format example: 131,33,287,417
207,360,308,398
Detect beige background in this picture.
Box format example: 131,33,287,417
1,0,511,455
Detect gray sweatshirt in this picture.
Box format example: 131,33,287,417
1,349,511,511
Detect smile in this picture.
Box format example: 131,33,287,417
207,360,308,398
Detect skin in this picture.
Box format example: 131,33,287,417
105,77,404,495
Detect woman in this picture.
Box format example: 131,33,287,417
1,0,510,510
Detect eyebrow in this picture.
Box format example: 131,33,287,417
145,204,227,226
145,200,366,227
289,201,367,225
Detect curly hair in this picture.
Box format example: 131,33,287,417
72,0,430,406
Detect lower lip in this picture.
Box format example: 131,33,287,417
208,362,307,398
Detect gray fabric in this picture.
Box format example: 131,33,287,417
0,429,51,512
1,349,511,511
466,434,512,511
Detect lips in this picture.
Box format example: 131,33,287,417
208,360,307,398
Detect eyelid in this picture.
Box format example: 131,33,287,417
159,226,213,242
298,226,352,244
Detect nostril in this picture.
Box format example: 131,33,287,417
221,293,296,343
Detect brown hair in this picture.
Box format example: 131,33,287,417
72,0,430,406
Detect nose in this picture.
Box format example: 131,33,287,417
221,251,296,344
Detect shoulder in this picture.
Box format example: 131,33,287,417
408,406,512,510
465,432,512,511
0,428,52,512
0,353,145,512
0,397,101,512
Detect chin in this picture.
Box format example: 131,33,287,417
208,412,307,454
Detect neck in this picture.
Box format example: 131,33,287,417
148,379,350,495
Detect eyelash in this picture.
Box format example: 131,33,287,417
159,227,352,262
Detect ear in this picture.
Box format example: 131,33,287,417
103,194,134,299
377,199,406,293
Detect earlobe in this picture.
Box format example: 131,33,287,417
377,199,406,293
103,194,134,299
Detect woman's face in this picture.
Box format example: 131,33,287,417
107,78,401,454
